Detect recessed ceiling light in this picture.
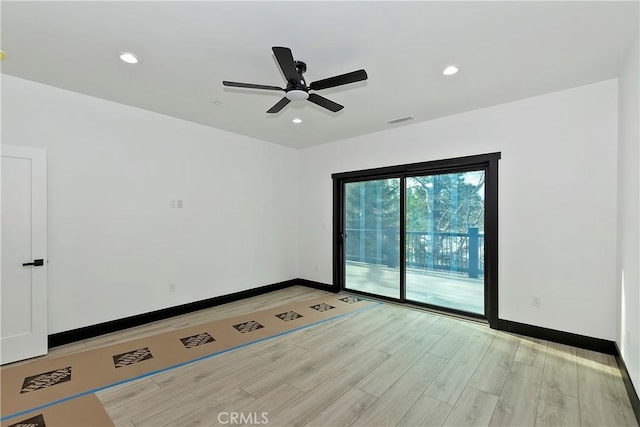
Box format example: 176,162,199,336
443,65,459,76
212,101,223,106
292,118,302,124
120,52,138,64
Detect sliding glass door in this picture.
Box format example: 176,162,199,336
343,179,400,299
334,153,499,323
405,171,485,315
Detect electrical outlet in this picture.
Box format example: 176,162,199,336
169,283,176,292
532,296,540,307
176,200,183,208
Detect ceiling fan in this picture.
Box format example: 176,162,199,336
223,46,368,113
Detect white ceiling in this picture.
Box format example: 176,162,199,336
1,1,638,148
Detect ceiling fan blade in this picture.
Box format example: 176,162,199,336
266,97,291,113
223,81,284,91
309,69,368,91
272,46,299,83
307,93,343,112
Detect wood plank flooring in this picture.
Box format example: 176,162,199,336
23,286,637,426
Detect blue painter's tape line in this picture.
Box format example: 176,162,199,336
1,301,382,422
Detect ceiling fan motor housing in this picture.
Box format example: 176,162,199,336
295,61,307,74
285,61,309,100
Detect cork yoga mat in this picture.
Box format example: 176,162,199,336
1,294,378,425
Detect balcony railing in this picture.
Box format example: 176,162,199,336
345,227,484,278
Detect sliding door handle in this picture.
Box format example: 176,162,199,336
22,259,44,267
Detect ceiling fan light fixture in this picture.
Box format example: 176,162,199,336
120,52,138,64
443,65,459,76
285,90,309,101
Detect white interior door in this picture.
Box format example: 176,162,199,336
1,145,48,364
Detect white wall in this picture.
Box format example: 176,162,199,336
299,80,619,340
0,72,624,343
617,37,640,390
1,75,299,334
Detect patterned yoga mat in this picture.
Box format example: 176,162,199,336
1,294,378,426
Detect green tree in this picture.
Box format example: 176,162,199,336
344,172,485,270
406,172,485,233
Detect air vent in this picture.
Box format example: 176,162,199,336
387,116,414,125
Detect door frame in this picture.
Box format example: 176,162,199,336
1,144,48,364
332,152,500,328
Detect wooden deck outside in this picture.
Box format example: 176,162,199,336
345,261,484,314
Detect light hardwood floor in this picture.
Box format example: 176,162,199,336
37,286,637,426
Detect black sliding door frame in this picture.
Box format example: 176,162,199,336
332,152,500,328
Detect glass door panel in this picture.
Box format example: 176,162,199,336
405,171,485,314
344,178,400,299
